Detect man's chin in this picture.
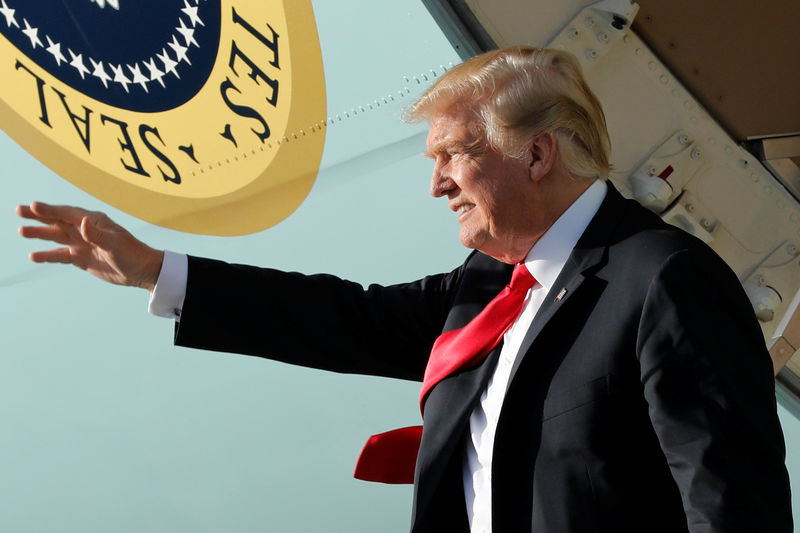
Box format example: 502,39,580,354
458,231,483,251
459,233,498,260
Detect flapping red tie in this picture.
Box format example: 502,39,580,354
353,425,423,484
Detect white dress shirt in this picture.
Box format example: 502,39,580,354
462,180,607,533
148,250,187,320
147,179,608,532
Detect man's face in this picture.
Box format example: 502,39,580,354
426,107,537,264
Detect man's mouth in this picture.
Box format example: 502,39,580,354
456,203,475,220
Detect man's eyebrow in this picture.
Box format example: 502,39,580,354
423,139,472,158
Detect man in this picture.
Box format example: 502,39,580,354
17,47,792,532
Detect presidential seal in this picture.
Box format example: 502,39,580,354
0,0,326,235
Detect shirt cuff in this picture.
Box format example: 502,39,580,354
148,250,188,320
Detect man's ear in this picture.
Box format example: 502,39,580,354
528,133,557,182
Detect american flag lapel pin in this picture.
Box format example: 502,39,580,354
555,288,568,301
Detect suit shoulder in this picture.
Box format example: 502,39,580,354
595,197,739,299
617,198,725,265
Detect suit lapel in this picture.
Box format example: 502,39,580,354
508,183,629,383
413,346,502,528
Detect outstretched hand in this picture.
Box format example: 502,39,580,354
17,202,164,291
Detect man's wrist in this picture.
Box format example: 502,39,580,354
139,248,165,292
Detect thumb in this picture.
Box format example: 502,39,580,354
80,214,115,250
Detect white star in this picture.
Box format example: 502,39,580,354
181,0,203,27
22,19,42,49
45,36,66,66
176,18,198,48
89,57,111,88
0,0,18,28
90,0,119,9
109,63,131,92
157,48,180,79
67,49,90,79
168,34,191,65
143,57,165,87
127,63,149,92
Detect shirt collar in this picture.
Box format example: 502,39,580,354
524,179,607,292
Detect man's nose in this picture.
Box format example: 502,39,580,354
430,169,455,198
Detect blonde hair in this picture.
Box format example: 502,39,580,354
408,46,612,179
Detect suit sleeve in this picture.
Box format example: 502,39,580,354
636,248,793,532
173,256,465,382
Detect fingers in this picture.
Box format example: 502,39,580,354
18,224,72,245
16,204,51,222
17,203,97,250
29,248,74,264
32,202,90,225
16,202,90,225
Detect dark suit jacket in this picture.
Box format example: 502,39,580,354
174,185,792,533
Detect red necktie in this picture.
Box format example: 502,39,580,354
354,263,536,484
